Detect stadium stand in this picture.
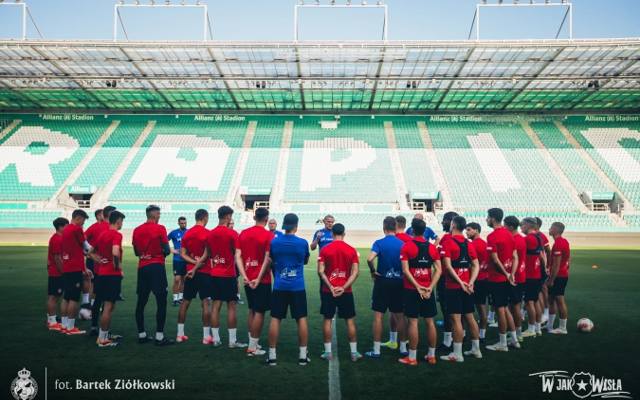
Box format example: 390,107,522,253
0,114,638,232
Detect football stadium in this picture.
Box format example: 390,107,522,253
0,1,639,399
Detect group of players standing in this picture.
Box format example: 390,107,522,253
44,204,571,366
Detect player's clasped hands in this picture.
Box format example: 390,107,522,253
331,286,345,297
417,286,431,299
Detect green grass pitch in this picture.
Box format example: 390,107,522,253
1,246,639,400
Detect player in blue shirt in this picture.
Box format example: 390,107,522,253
365,216,407,358
406,213,439,243
310,214,335,251
168,216,188,306
268,218,284,239
267,213,310,366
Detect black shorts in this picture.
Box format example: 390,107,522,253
63,271,83,301
86,258,95,273
271,290,307,320
245,283,271,313
136,263,168,298
95,275,123,303
509,283,526,305
524,279,542,302
473,280,490,305
445,288,475,315
489,281,510,308
48,276,64,297
540,266,548,282
173,261,187,277
320,291,356,319
549,277,568,297
184,273,213,301
371,278,404,314
403,289,437,319
211,277,238,302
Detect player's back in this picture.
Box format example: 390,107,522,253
132,221,168,267
270,234,309,291
372,235,403,279
207,225,239,277
61,223,85,272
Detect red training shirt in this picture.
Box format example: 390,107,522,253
513,233,527,284
85,220,109,247
207,225,240,278
181,224,210,274
525,232,544,280
239,225,273,284
318,240,359,293
95,229,123,277
47,233,63,277
400,237,440,290
486,226,515,283
132,221,169,268
61,223,86,273
551,236,571,278
395,232,413,243
443,234,477,290
472,237,489,281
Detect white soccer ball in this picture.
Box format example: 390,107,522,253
79,308,92,320
577,318,593,333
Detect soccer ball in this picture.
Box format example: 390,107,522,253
577,318,594,332
79,308,92,320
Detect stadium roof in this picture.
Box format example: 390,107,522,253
0,38,639,114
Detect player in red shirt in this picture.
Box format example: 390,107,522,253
464,222,489,342
546,222,570,334
88,205,117,337
132,205,173,346
399,219,442,366
179,209,212,344
441,216,481,362
194,206,246,348
81,209,105,309
436,211,458,353
317,223,362,362
60,209,91,335
521,217,547,338
46,217,69,332
485,208,519,352
88,210,125,348
236,208,274,356
535,217,553,326
504,216,526,344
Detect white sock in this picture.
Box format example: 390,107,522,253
389,331,398,342
535,322,541,333
528,324,536,333
229,328,237,344
479,328,486,339
179,292,183,300
488,311,495,321
453,342,463,357
155,332,164,341
138,331,147,339
463,329,466,338
559,318,567,330
67,318,75,329
99,329,109,341
443,332,453,347
82,293,90,304
62,316,68,327
177,323,185,337
212,327,220,341
408,349,417,360
47,314,57,324
203,326,211,339
173,294,179,301
324,342,332,353
399,340,408,353
349,342,357,353
509,331,517,343
90,298,95,306
499,333,507,347
471,339,480,352
269,347,276,360
299,346,308,359
548,314,557,330
516,327,522,337
544,308,549,318
373,341,381,355
249,337,259,351
428,347,436,357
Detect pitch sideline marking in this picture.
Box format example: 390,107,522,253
328,318,342,400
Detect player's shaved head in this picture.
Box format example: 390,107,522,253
268,218,278,231
218,205,234,220
411,218,427,236
383,216,396,233
254,207,269,222
550,221,565,235
395,215,407,229
103,205,116,219
146,205,161,220
332,223,346,237
53,217,69,231
504,215,520,231
451,216,467,233
195,209,208,222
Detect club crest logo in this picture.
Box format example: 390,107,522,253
571,372,594,399
10,368,38,400
530,370,631,399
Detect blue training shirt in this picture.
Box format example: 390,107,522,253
270,234,310,291
167,228,187,262
271,230,284,239
312,228,334,250
371,235,404,280
406,226,438,242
